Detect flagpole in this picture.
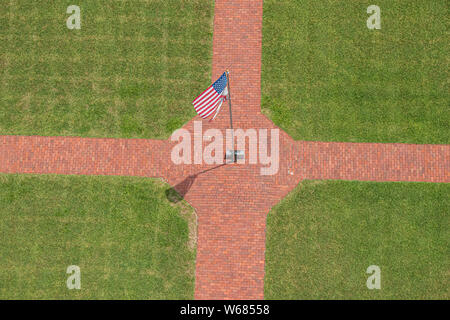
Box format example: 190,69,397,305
225,70,235,162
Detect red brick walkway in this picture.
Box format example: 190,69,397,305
0,0,449,299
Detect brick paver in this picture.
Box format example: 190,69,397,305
0,0,449,300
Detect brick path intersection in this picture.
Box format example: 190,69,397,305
0,0,448,299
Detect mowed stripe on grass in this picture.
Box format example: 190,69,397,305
265,180,449,299
0,0,214,139
262,0,449,144
0,174,196,299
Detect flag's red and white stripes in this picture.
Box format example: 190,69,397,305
210,87,227,121
192,72,228,120
193,87,223,118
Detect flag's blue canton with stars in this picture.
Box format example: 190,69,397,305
193,72,228,119
212,72,227,94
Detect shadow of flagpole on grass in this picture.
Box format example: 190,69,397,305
165,163,227,203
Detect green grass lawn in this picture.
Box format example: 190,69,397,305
0,174,196,299
0,0,214,139
265,180,449,299
262,0,449,144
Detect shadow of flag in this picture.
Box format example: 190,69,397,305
165,164,227,203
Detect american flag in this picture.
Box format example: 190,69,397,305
193,72,228,119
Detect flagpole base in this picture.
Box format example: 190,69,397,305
225,150,244,163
